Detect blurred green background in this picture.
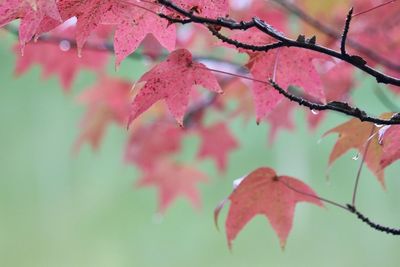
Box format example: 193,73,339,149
1,33,400,267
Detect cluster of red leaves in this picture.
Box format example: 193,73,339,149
1,0,400,249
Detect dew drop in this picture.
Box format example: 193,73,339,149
317,138,322,145
378,125,390,145
352,153,360,161
374,123,383,128
59,40,71,52
311,109,319,115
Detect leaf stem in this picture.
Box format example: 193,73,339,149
279,179,349,211
351,125,375,206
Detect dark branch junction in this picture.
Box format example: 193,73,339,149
157,0,400,126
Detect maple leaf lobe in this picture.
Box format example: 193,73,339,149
221,167,322,249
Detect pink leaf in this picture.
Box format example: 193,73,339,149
136,160,207,213
216,167,323,249
197,122,239,172
129,49,222,126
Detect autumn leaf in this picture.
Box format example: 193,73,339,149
129,49,222,126
215,167,323,249
14,25,109,91
307,62,355,130
74,76,131,152
374,117,400,170
249,47,327,122
125,120,185,170
136,160,207,213
324,119,385,186
265,100,296,145
43,0,175,59
50,0,116,53
197,122,239,172
102,0,176,66
0,0,61,48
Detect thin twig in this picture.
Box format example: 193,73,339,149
351,125,375,206
280,174,400,235
352,0,398,17
341,8,353,55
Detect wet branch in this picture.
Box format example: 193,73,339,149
269,80,400,125
156,0,400,125
280,170,400,236
271,0,400,73
347,205,400,235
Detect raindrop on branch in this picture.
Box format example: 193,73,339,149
311,109,319,115
59,40,71,52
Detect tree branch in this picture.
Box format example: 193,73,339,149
271,0,400,73
347,205,400,235
157,1,400,87
269,80,400,125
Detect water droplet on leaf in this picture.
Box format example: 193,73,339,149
352,153,360,161
233,176,245,189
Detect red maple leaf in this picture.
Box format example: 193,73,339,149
249,48,327,123
74,76,131,151
44,0,176,61
102,0,176,66
307,61,355,130
129,49,222,126
197,122,239,172
125,120,185,170
224,29,327,123
50,0,115,53
14,25,109,91
0,0,61,47
265,100,296,145
378,124,400,169
136,160,207,213
215,167,323,248
324,119,385,186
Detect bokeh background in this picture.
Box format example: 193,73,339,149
1,31,400,267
